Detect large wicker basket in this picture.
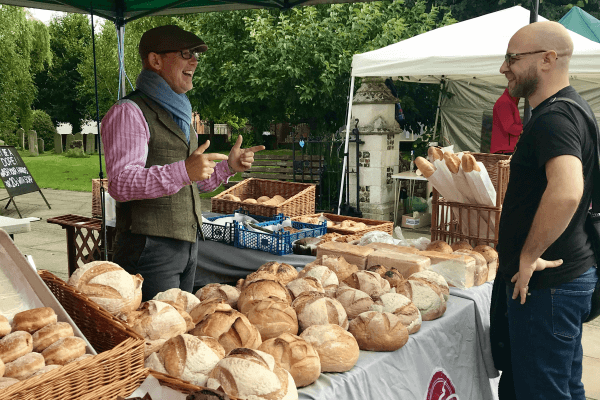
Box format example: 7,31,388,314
292,213,393,236
92,178,109,219
212,178,316,217
430,153,510,248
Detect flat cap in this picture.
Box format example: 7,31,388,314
139,25,208,59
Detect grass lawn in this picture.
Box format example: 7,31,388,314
2,149,293,198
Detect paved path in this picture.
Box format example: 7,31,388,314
0,188,598,398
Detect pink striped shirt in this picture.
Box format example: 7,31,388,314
101,100,234,202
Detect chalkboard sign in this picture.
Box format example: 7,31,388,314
0,146,50,218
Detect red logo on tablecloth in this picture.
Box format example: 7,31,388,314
426,369,459,400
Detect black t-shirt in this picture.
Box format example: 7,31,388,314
497,86,596,289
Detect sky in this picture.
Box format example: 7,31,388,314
26,7,65,24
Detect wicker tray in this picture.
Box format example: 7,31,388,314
292,213,394,236
212,178,315,217
92,178,109,219
430,153,510,248
39,270,144,353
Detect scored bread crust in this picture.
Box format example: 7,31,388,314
300,324,359,373
461,153,480,173
237,280,292,314
191,310,262,354
443,152,461,174
286,276,325,300
342,270,391,298
292,292,348,332
153,288,201,314
348,311,409,352
428,146,444,162
415,157,436,178
195,284,240,309
335,286,374,320
256,262,299,286
243,298,299,340
371,293,422,334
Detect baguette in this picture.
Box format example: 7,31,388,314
443,152,461,174
415,157,436,178
461,153,481,173
428,147,444,162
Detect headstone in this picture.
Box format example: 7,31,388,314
17,128,25,150
27,130,39,156
65,132,83,150
85,134,95,154
54,133,63,154
71,140,83,149
38,138,44,154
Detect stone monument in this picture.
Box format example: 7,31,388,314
28,130,39,156
54,133,63,154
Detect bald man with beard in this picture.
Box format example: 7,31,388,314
495,21,599,400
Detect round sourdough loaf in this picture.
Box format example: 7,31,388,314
257,262,299,286
348,311,409,352
371,293,421,334
153,288,201,314
0,331,33,364
342,270,391,298
237,280,292,314
243,298,298,340
67,261,143,315
311,255,359,282
300,324,359,373
127,300,188,341
450,240,473,252
191,309,262,354
12,307,57,334
158,301,195,332
292,292,348,332
158,334,225,387
0,315,11,338
286,277,325,300
258,333,320,388
0,377,19,389
4,352,45,380
32,322,74,352
195,284,240,309
186,388,232,400
207,348,297,400
189,300,233,325
405,279,446,321
298,265,339,297
425,240,453,254
256,196,271,203
42,336,86,365
335,287,374,320
236,271,282,291
144,338,167,358
380,268,411,296
410,270,449,301
145,351,167,374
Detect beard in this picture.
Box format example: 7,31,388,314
509,65,539,99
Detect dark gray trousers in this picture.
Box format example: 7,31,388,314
113,230,198,301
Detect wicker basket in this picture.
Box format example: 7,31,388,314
430,153,510,248
212,178,316,217
292,213,393,236
39,270,144,353
92,178,109,218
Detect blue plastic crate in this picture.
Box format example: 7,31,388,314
234,218,327,255
201,209,283,245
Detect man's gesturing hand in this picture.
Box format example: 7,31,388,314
185,140,229,182
227,135,266,173
511,257,563,305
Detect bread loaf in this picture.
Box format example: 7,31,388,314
67,261,143,315
0,357,4,377
286,277,325,300
453,250,489,286
0,316,11,338
0,331,33,364
292,292,348,332
206,348,297,400
158,334,225,387
42,336,86,365
12,307,57,334
237,271,283,290
237,280,292,314
461,153,480,173
366,250,430,279
29,364,61,378
243,298,298,340
335,286,374,320
242,198,258,204
348,311,409,351
410,270,449,301
4,352,45,380
186,388,231,400
32,322,74,352
415,156,435,178
380,268,411,296
191,309,262,354
159,301,195,332
316,241,373,270
298,265,339,297
195,284,240,309
405,275,446,321
72,354,93,363
310,255,359,282
371,293,421,334
256,262,299,286
256,196,271,203
300,324,359,372
189,299,233,325
425,240,453,254
127,300,187,341
153,288,201,314
420,250,476,288
144,338,167,358
258,333,320,388
0,377,19,389
428,147,444,162
342,270,391,298
364,242,420,254
473,245,498,281
451,240,473,252
443,152,461,174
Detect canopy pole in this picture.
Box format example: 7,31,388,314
524,0,539,125
337,75,355,214
90,5,108,261
117,23,126,99
431,78,445,144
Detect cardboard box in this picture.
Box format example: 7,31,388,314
401,212,431,229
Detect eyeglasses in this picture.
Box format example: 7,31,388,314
157,49,202,60
504,50,548,66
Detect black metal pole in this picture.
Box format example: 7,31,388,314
524,0,540,125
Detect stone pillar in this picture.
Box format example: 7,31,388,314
348,77,402,222
17,128,25,149
38,138,44,154
28,130,39,156
54,133,63,154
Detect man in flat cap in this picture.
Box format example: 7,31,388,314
101,25,264,301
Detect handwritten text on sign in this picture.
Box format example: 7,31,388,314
0,149,34,188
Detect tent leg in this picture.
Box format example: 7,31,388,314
432,79,445,143
338,76,355,214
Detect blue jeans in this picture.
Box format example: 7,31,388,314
505,265,598,400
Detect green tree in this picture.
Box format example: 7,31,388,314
34,14,92,134
32,109,57,148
